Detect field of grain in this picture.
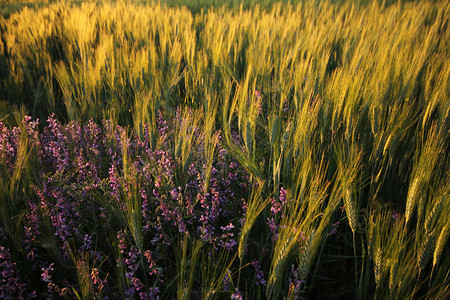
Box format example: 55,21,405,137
0,0,449,298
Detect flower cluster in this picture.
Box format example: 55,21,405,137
267,187,288,242
288,265,306,299
0,245,35,299
0,113,268,298
252,259,267,286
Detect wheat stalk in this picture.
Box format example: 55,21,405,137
245,120,253,157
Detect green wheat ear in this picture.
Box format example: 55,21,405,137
374,247,384,287
298,230,315,280
405,176,421,225
405,126,443,226
367,215,375,258
335,142,362,234
417,230,436,272
270,115,280,147
424,196,442,233
267,233,293,298
238,185,270,262
344,188,358,233
432,223,448,271
371,105,380,136
389,260,398,291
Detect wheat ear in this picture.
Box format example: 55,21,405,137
433,224,448,270
417,230,436,272
298,230,315,280
344,188,357,233
405,176,420,225
374,247,383,286
425,197,442,233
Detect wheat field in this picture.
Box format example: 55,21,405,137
0,0,448,299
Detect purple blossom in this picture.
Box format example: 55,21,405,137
267,187,288,242
392,210,400,221
282,99,289,113
328,221,340,236
124,286,136,300
0,246,33,299
0,122,18,170
288,265,306,298
23,201,40,261
231,288,243,300
220,223,235,232
80,234,93,252
0,114,254,298
91,267,108,296
117,230,127,254
267,217,279,242
218,239,237,251
254,90,262,100
223,272,231,292
41,263,54,283
157,111,169,138
251,259,266,286
40,262,71,298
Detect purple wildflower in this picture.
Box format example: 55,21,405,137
328,221,340,236
288,265,306,298
282,99,289,113
231,288,243,300
251,259,266,286
0,246,31,299
392,210,400,221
